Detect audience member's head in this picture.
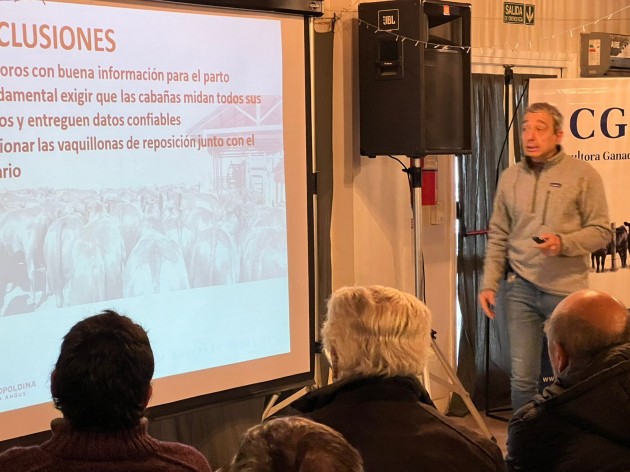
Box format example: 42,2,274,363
322,285,432,381
545,289,630,376
51,309,154,431
225,417,364,472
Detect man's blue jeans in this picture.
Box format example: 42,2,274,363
502,273,566,412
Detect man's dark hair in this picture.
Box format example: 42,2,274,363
51,310,154,431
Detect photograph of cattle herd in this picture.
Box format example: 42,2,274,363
591,223,629,273
0,176,288,317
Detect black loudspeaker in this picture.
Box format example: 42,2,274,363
358,0,472,157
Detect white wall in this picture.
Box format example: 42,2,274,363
469,0,629,78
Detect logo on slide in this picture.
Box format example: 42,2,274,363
0,381,36,400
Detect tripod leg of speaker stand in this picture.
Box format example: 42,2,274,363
420,364,432,398
261,346,329,421
261,387,312,421
408,157,493,442
429,338,495,441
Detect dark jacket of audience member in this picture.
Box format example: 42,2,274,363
279,285,505,472
287,375,504,472
507,343,630,472
507,289,630,472
0,310,212,472
223,416,364,472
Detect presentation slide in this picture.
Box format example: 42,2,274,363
0,0,312,441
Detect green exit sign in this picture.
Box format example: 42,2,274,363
504,2,535,25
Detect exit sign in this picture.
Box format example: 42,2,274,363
504,2,535,25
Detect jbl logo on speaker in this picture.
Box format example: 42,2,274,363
378,9,399,30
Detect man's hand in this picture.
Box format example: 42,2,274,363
536,233,562,257
478,289,496,319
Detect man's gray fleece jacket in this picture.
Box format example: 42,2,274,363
481,148,610,296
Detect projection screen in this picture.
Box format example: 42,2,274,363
0,0,316,441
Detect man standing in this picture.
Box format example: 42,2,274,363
506,289,630,471
478,102,610,412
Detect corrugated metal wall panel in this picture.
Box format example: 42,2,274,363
470,0,629,57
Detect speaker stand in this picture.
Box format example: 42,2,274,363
483,65,514,422
407,157,494,441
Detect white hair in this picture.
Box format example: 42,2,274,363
322,285,432,380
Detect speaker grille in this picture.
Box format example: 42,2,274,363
358,0,471,157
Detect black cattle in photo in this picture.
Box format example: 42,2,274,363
239,226,288,283
123,232,189,297
111,202,142,259
591,224,628,272
68,219,125,306
189,227,239,288
591,246,607,273
0,206,49,315
43,215,84,308
615,224,628,268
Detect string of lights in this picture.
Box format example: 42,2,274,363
357,17,471,52
539,5,630,42
321,3,629,53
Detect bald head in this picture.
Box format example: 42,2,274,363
546,290,630,373
553,289,627,334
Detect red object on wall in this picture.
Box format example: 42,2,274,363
421,169,437,205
